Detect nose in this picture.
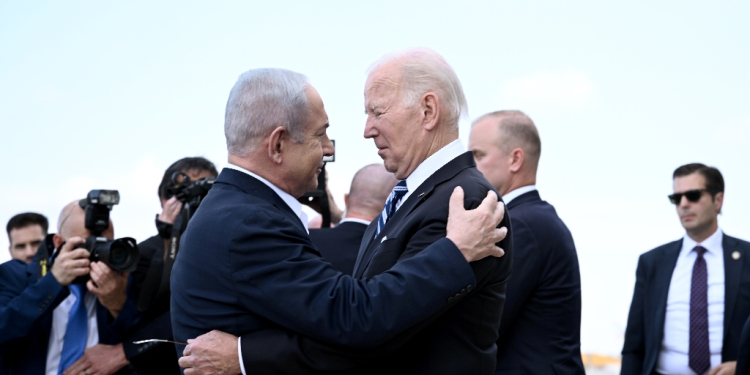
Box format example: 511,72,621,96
364,117,378,139
25,244,37,259
322,135,334,157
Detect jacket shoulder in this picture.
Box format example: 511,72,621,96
639,239,682,262
724,233,750,250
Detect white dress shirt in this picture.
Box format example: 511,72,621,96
225,164,311,375
501,185,537,204
45,289,99,375
399,139,465,212
657,228,725,375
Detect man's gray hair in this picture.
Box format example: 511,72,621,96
224,68,310,156
370,47,468,130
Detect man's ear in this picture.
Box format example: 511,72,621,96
509,148,525,173
420,92,440,131
53,233,65,249
714,191,724,214
267,126,287,164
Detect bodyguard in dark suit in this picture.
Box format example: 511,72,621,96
172,67,509,374
309,163,398,275
0,201,138,375
622,163,750,375
469,110,584,374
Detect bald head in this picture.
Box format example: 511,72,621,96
345,164,399,221
55,200,114,243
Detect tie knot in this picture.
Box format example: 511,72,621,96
68,284,86,298
694,245,708,257
393,180,408,194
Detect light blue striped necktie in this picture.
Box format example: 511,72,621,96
374,180,408,239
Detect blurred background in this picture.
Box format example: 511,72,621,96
2,1,748,372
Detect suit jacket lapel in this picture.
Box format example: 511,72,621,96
352,221,378,278
653,240,682,344
351,152,476,279
723,234,743,340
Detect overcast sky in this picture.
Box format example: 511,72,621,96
2,0,748,357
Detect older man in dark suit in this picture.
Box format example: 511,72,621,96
469,110,584,374
309,163,398,275
206,48,512,375
622,163,750,375
172,66,509,374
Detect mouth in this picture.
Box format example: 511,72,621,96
681,213,695,221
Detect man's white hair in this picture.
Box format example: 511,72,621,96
224,68,309,156
370,47,468,130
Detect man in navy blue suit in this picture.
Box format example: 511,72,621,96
172,66,508,374
469,110,584,374
0,200,139,375
622,163,750,375
309,163,398,275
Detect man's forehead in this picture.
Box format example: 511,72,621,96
9,224,45,239
366,62,402,90
674,173,706,189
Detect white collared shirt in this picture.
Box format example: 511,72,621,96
657,228,725,375
398,139,465,211
45,289,99,375
224,164,309,233
338,217,371,226
502,185,537,204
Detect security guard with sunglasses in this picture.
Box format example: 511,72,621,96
621,163,750,375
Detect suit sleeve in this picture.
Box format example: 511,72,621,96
0,262,68,351
235,195,512,374
228,209,476,348
621,255,647,375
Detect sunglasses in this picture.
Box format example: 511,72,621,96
668,189,715,205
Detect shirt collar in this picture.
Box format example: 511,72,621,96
502,185,537,204
224,164,308,233
339,217,371,226
681,227,723,257
403,139,465,202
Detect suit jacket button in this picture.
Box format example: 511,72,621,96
466,285,473,292
446,296,454,303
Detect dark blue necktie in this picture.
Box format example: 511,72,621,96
374,180,408,238
689,245,710,375
58,284,88,374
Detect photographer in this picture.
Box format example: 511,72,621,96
0,199,139,375
123,157,217,374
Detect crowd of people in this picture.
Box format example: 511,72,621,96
1,47,749,375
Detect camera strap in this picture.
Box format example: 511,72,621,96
157,210,186,301
138,208,188,311
36,234,57,280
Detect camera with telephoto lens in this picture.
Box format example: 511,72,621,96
55,190,140,284
166,172,215,205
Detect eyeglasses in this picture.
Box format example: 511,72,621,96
668,189,715,205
